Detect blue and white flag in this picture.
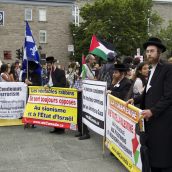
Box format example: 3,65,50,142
20,21,41,80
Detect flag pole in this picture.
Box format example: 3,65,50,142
82,53,84,136
27,56,28,79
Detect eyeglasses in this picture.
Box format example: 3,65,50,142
146,50,158,54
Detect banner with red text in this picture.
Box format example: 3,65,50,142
22,86,77,130
106,94,143,172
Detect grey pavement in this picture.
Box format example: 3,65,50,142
0,125,129,172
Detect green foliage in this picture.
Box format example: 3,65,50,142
69,0,163,63
153,20,172,58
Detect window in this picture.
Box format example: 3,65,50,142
72,4,79,26
25,8,32,21
39,9,46,21
40,30,46,43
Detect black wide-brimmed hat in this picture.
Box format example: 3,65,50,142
143,37,166,53
114,64,127,71
28,61,39,70
46,56,57,63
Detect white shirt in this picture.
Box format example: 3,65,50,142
146,64,157,93
133,78,143,94
1,73,9,82
85,64,94,79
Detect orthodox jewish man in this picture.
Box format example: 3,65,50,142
106,64,132,100
44,56,66,134
106,64,132,157
22,61,42,128
126,37,172,172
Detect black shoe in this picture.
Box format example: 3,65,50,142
50,129,58,133
32,124,36,128
75,133,82,137
78,134,90,140
110,152,114,156
25,124,30,128
56,130,65,134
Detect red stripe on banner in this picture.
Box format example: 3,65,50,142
29,94,77,99
22,117,77,130
27,102,77,108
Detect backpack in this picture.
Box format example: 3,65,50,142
100,64,114,88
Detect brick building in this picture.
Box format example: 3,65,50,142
153,0,172,28
0,0,171,66
0,0,96,66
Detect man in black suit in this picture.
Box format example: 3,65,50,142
126,37,172,172
106,64,132,157
23,61,42,128
106,64,132,100
44,56,66,134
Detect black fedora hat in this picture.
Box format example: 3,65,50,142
114,64,127,71
143,37,166,53
28,61,39,70
46,56,57,63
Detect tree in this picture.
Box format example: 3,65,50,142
153,20,172,59
69,0,163,63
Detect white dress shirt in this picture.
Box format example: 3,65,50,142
146,64,157,93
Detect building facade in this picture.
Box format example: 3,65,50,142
152,0,172,28
0,0,171,66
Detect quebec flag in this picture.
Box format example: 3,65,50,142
20,21,41,80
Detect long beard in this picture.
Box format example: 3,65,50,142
147,55,160,65
112,75,121,85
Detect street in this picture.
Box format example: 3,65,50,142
0,125,128,172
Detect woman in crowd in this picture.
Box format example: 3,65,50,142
61,66,65,71
9,65,19,82
67,61,78,88
0,64,11,82
132,62,149,95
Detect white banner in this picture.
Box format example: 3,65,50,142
0,82,27,119
106,94,143,172
82,80,107,136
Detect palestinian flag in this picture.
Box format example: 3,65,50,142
89,34,116,61
82,54,86,79
48,65,53,88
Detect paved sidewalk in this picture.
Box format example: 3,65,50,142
0,125,128,172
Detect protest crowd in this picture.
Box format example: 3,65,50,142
1,37,172,172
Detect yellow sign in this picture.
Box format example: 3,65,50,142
22,86,77,130
106,94,143,172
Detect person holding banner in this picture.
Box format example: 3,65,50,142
22,61,42,128
76,54,97,140
126,37,172,172
106,64,132,157
22,61,42,87
106,64,132,100
44,56,66,134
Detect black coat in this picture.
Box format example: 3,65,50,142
110,77,132,100
22,71,42,86
51,68,66,87
134,61,172,168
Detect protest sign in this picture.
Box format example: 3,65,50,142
82,80,106,136
135,55,143,62
0,82,27,119
22,86,77,130
106,94,143,172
